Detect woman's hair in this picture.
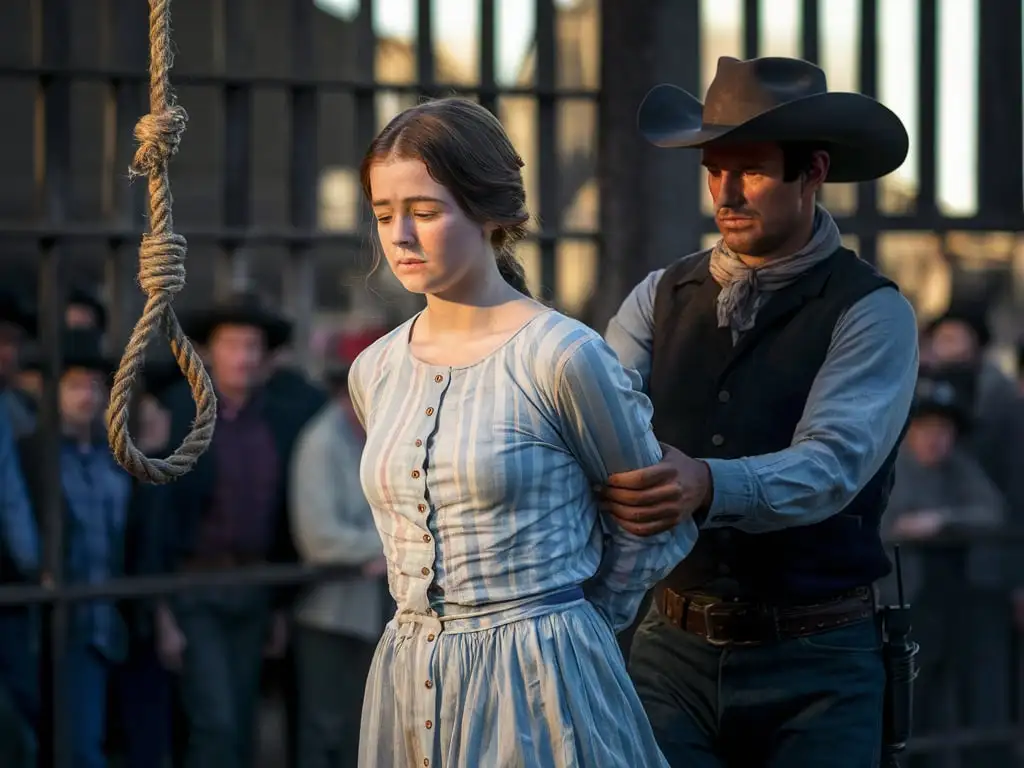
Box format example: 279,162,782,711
360,98,532,297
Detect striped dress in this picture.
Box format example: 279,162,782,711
349,309,697,768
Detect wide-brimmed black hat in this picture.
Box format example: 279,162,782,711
0,290,37,336
911,364,977,433
22,328,114,376
66,286,108,332
637,56,909,183
182,292,293,351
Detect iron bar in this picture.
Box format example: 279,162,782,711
856,0,879,265
416,0,436,97
479,0,497,116
800,0,819,64
916,0,937,216
535,0,558,302
744,0,759,60
37,0,71,763
0,562,360,607
0,64,599,98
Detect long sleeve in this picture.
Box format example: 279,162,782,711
603,268,664,391
552,335,698,631
289,411,382,566
703,287,919,533
0,414,38,578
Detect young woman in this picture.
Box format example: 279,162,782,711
351,97,696,767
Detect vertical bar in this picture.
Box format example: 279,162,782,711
800,0,820,64
977,0,1023,215
916,0,937,219
856,0,878,265
286,0,317,368
416,0,435,96
104,0,149,347
354,0,377,216
36,1,70,764
744,0,759,59
535,0,557,302
219,0,252,297
478,0,497,115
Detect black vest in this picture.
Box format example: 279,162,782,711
651,247,899,601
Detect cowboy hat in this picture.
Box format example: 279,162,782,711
182,291,293,351
21,328,115,376
0,290,37,336
637,56,909,183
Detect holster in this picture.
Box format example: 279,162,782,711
880,603,920,760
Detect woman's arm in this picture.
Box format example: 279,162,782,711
551,331,698,631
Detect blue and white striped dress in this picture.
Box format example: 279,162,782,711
349,309,698,768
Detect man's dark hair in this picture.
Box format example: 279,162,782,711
780,142,826,182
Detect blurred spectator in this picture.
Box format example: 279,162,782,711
0,291,37,438
289,329,387,768
15,328,131,768
155,292,311,768
879,363,1010,768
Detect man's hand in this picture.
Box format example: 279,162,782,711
599,443,712,537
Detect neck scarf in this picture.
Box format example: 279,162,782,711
709,204,842,335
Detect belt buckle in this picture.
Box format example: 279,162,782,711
701,602,734,647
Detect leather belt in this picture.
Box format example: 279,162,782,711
655,586,875,647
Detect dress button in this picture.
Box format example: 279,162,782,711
426,633,435,642
415,439,423,447
423,759,430,767
425,719,433,728
421,567,430,576
425,407,434,416
425,680,433,689
434,374,443,383
718,390,730,403
711,434,725,447
417,504,426,513
411,470,421,479
423,534,431,542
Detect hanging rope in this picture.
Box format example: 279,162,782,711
105,0,216,484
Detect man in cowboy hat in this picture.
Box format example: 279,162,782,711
14,328,133,768
597,56,920,765
154,292,312,768
0,290,38,438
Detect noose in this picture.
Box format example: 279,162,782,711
105,0,216,484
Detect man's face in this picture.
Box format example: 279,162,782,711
59,367,105,431
928,320,980,365
702,142,827,259
65,303,100,330
905,413,957,467
208,324,266,394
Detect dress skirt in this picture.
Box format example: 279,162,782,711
358,588,670,768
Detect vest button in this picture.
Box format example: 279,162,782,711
711,434,725,447
718,390,730,403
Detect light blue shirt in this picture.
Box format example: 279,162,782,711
604,263,919,534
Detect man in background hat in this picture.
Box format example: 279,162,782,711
288,328,388,768
154,292,312,768
15,328,132,768
598,56,919,765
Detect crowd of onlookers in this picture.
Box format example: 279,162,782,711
0,286,389,768
1,285,1023,768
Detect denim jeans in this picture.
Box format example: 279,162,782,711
175,586,270,768
294,626,375,768
629,603,886,767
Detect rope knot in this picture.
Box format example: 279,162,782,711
139,232,187,297
131,105,188,177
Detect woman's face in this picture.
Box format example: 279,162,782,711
368,157,493,296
